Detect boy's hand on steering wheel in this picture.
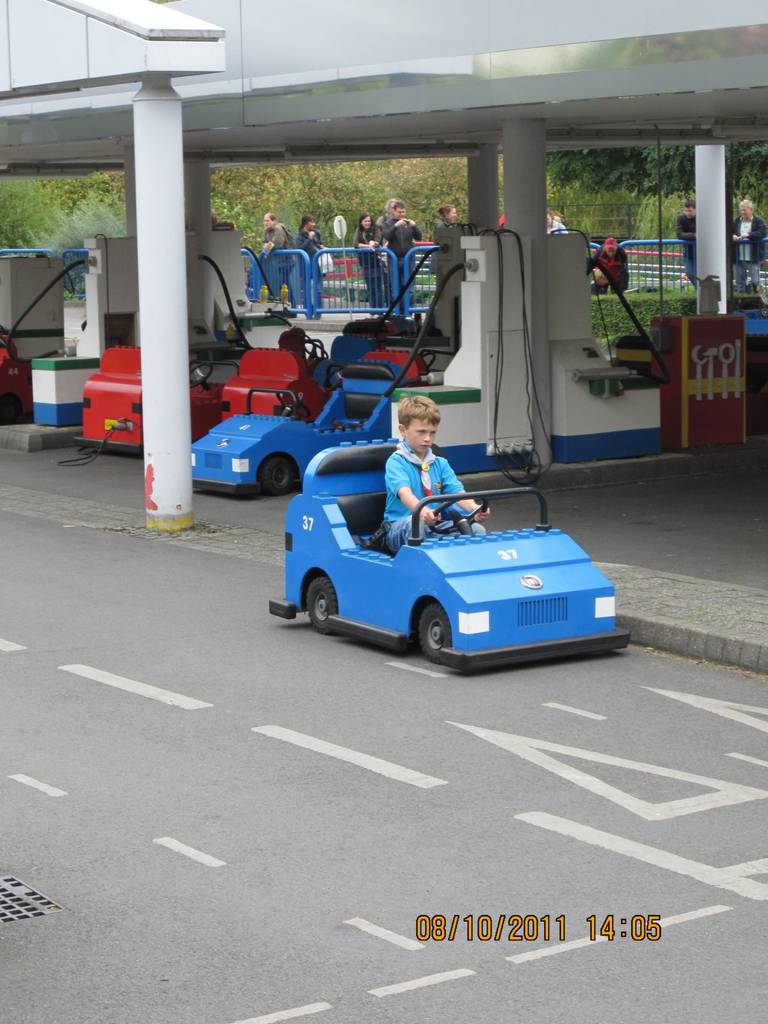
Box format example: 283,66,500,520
474,503,491,523
420,506,439,526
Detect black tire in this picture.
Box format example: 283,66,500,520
306,575,338,635
418,602,452,663
0,393,22,425
258,454,296,496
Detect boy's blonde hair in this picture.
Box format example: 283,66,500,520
397,394,441,427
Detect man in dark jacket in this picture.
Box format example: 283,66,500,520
381,200,422,293
732,198,767,293
676,199,697,283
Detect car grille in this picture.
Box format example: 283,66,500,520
517,596,568,627
204,453,223,469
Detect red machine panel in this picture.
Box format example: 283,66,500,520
654,316,746,449
221,347,327,420
0,346,32,423
81,346,228,448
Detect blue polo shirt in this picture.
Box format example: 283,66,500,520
384,449,463,521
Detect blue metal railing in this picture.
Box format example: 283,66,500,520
402,245,440,314
310,246,399,316
252,248,313,317
62,247,88,299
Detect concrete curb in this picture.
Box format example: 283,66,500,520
0,424,81,452
599,562,768,676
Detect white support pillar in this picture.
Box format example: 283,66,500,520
185,158,215,331
468,144,499,230
501,119,551,464
124,142,137,237
132,76,193,533
695,145,728,314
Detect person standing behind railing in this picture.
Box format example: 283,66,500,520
732,198,767,294
381,199,422,297
675,198,697,284
588,237,629,294
354,212,386,308
262,212,295,304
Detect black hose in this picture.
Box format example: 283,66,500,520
198,254,251,349
383,261,465,398
3,258,87,361
241,244,284,305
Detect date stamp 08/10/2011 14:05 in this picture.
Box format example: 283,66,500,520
415,914,663,944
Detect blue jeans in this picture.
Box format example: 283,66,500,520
735,260,761,293
383,511,486,554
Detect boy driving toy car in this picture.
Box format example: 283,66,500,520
375,394,491,554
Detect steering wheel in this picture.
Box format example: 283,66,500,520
304,337,328,364
189,362,214,387
276,391,312,420
439,500,489,536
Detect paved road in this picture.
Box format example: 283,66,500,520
2,511,766,1023
1,447,767,588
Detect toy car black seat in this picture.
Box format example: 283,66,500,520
339,361,397,421
308,442,396,538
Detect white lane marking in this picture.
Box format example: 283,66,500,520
252,725,447,789
508,905,732,963
368,968,475,998
385,661,447,679
152,837,226,867
229,1003,332,1024
0,638,26,652
449,722,768,820
9,774,67,797
720,857,768,878
542,702,607,721
59,664,212,710
344,917,424,950
516,811,768,901
726,751,768,769
647,688,768,735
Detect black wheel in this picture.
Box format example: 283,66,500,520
306,575,338,635
258,454,296,496
418,602,452,663
0,393,22,425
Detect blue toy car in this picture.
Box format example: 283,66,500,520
269,441,630,672
192,360,403,495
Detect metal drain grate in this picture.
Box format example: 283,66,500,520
0,877,63,922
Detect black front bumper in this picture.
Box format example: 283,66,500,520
193,478,261,496
74,436,142,455
269,599,297,619
437,628,630,674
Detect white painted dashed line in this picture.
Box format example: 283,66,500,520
9,774,67,797
229,1003,332,1024
152,837,226,867
252,725,448,789
385,661,448,679
0,638,26,653
726,751,768,769
507,904,732,964
542,702,607,721
368,967,475,998
344,917,424,950
59,664,212,710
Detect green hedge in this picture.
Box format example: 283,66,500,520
591,293,695,339
590,293,762,339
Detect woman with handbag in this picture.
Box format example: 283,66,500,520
354,212,388,308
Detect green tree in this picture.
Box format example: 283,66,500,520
0,181,56,248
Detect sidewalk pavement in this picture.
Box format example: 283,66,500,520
0,437,766,676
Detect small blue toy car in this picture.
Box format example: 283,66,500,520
269,441,630,673
192,360,401,496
